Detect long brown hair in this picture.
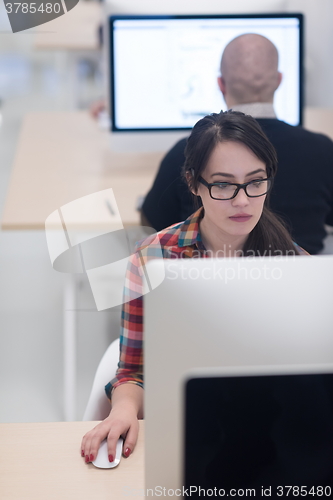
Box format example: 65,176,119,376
183,110,299,256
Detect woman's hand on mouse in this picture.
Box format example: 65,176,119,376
81,405,138,463
81,383,143,463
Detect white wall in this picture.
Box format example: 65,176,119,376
106,0,288,15
287,0,333,107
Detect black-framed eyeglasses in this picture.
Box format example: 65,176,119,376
198,176,272,200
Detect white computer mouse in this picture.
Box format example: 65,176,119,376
92,438,123,469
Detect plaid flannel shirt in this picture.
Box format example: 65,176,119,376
105,207,307,399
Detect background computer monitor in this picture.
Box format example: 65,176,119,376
144,256,333,495
109,13,303,134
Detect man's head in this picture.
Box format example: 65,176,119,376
218,34,282,108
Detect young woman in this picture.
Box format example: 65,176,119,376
81,110,306,464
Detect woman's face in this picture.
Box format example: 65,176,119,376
195,141,267,239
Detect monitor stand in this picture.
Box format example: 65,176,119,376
98,112,189,153
110,130,188,153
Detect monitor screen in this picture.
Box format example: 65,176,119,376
109,14,303,131
184,371,333,494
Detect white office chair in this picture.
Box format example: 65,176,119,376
82,227,150,421
83,338,120,421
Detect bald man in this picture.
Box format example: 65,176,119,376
219,33,282,108
141,34,333,254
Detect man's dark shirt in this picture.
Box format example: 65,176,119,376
141,118,333,254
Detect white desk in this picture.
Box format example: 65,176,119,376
2,112,163,230
0,421,145,500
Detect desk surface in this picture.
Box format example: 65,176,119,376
1,112,164,230
0,421,144,500
34,2,102,51
304,107,333,140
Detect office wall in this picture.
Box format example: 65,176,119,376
106,0,288,15
288,0,333,107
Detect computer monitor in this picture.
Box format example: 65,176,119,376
144,256,333,495
184,366,333,495
109,13,303,136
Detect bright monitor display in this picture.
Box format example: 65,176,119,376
109,14,303,131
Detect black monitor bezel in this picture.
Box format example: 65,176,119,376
109,13,304,132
